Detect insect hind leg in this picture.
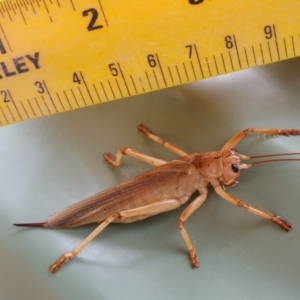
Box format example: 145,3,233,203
49,199,181,273
104,147,167,167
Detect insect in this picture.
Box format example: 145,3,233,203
14,124,300,273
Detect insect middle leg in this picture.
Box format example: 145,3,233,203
213,185,291,231
178,188,208,268
138,124,187,156
103,123,189,167
49,199,181,273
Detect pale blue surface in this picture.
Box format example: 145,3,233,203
1,57,300,300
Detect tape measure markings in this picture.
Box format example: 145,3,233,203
0,0,300,126
2,29,299,126
0,0,108,32
2,31,299,125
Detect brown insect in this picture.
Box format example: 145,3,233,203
14,124,300,273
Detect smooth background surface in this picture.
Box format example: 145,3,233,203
1,57,300,300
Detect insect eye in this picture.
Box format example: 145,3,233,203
231,164,239,173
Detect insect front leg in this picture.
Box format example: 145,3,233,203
138,124,187,156
49,199,181,273
213,185,291,231
178,188,208,268
221,128,300,151
103,147,167,167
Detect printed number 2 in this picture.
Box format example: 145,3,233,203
0,90,10,103
82,8,103,31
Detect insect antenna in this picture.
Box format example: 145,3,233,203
240,152,300,167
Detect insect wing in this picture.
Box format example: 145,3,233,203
47,160,197,228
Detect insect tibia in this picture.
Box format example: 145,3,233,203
13,222,47,227
279,129,300,136
250,128,300,137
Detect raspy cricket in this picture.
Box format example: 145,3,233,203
14,124,300,273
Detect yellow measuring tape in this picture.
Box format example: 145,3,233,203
0,0,299,126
